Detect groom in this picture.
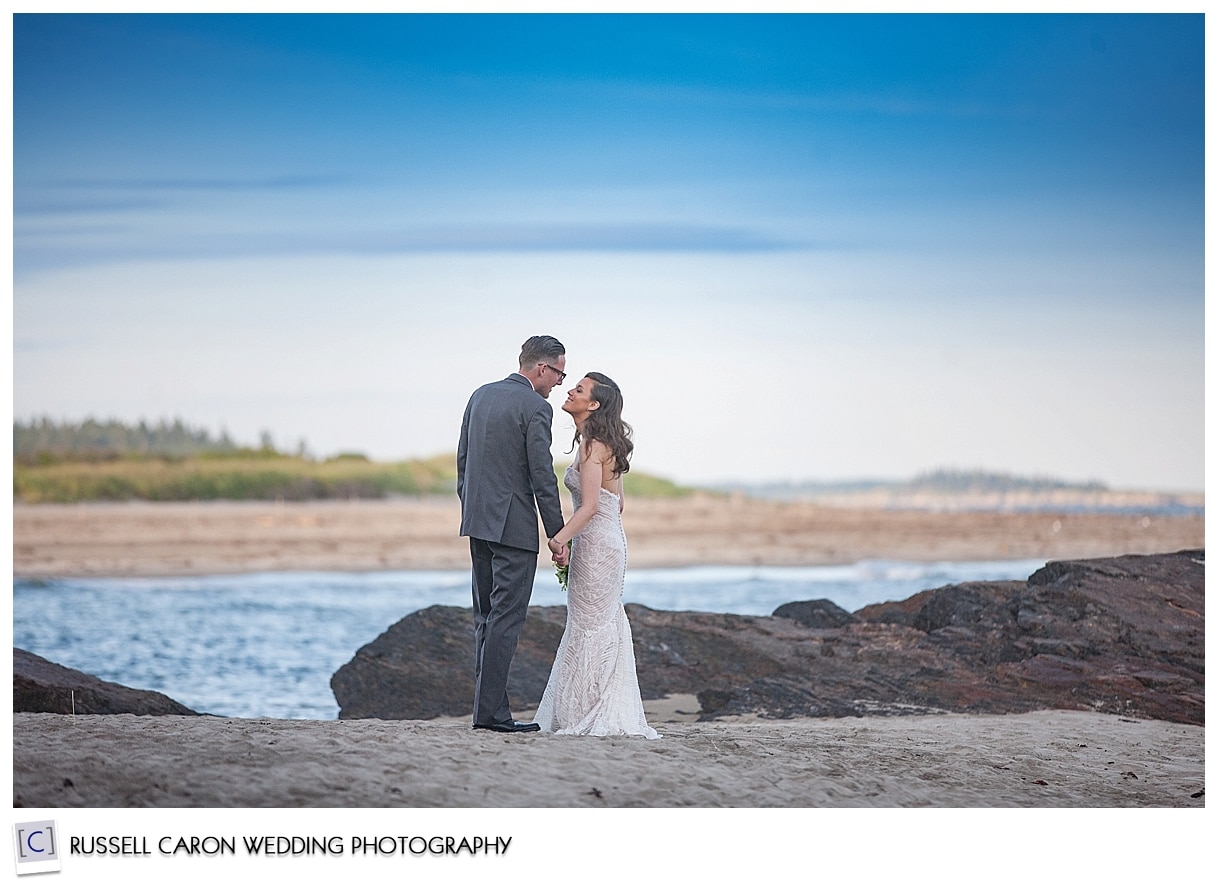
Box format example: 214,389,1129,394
457,335,570,733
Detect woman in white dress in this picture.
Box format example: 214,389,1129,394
533,372,660,738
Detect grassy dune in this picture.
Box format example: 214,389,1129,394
13,453,691,503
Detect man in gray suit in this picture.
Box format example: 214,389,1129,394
457,335,570,733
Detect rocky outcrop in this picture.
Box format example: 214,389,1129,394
331,550,1204,726
13,648,200,716
772,599,859,628
329,604,567,721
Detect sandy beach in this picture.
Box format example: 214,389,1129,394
12,705,1204,808
11,495,1205,577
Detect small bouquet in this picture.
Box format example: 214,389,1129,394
554,540,572,590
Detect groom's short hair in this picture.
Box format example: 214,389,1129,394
519,335,566,368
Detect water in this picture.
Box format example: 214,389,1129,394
13,559,1044,720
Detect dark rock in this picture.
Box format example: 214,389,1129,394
772,599,859,629
330,604,566,721
330,602,799,719
330,601,810,720
330,550,1204,726
851,549,1205,724
14,648,199,716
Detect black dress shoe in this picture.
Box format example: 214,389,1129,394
473,721,541,733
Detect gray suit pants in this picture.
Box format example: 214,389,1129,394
470,537,538,726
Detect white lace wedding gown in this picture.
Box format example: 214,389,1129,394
532,465,660,738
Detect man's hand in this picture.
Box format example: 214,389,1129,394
548,537,570,567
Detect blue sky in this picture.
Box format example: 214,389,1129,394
10,13,1205,490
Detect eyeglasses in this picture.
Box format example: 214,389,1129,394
541,363,567,383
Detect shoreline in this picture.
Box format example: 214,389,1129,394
12,496,1204,579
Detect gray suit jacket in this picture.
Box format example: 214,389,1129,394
457,373,565,552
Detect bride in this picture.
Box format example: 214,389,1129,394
533,372,660,739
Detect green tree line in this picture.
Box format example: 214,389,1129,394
906,468,1108,494
15,416,247,462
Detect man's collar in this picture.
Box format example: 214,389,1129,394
509,371,538,392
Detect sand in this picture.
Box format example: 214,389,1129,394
11,495,1205,577
12,705,1204,808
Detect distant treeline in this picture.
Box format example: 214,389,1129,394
905,468,1108,494
15,417,250,463
12,417,691,503
715,467,1110,500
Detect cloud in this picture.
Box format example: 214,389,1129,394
13,175,346,216
13,220,811,277
342,222,805,253
39,174,347,192
14,197,170,216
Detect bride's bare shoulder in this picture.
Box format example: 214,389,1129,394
581,438,612,462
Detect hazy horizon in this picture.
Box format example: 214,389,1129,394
11,13,1204,494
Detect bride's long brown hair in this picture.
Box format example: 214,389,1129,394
570,372,633,476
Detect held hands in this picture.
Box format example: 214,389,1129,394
548,537,570,567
